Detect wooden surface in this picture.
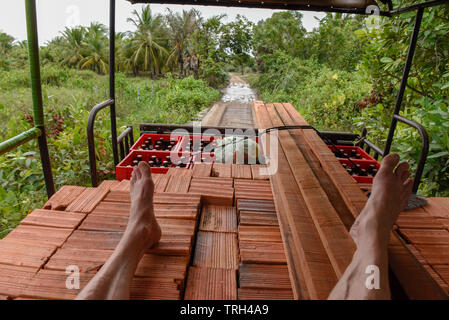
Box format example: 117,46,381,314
253,100,449,300
1,102,449,299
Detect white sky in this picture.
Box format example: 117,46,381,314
0,0,324,45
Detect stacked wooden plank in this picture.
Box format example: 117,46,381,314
393,198,449,295
253,101,449,299
188,177,234,206
233,179,293,300
185,205,239,299
0,184,203,300
234,179,273,202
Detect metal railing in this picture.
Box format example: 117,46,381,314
87,99,116,187
117,126,134,162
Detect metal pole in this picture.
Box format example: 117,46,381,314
110,0,119,169
384,7,424,156
25,0,55,198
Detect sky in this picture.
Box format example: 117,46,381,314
0,0,325,45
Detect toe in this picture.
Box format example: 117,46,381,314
379,153,400,173
138,161,153,180
134,166,142,179
395,161,410,178
400,169,411,183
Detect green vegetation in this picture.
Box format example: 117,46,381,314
0,68,219,237
250,2,449,197
1,1,448,237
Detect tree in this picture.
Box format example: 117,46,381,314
0,31,15,70
79,23,109,74
192,15,228,86
252,11,307,59
59,26,86,68
126,6,168,77
165,8,200,77
222,15,254,75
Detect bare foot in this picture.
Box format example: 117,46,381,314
128,161,161,249
350,153,413,247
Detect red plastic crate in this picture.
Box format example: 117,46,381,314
131,133,183,152
116,150,192,180
338,158,380,184
328,145,375,161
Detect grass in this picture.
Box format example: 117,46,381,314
0,66,221,238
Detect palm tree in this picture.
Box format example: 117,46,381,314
126,6,168,77
79,23,109,74
59,26,86,68
165,8,200,77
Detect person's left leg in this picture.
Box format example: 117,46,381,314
76,162,161,300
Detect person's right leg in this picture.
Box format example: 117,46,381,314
328,153,413,300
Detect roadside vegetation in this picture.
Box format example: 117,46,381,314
248,1,449,197
1,1,448,237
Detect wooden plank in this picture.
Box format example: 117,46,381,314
63,230,192,256
193,231,238,269
111,179,130,192
232,164,252,179
199,206,237,233
423,198,449,219
43,186,86,211
388,240,449,299
188,177,234,206
423,265,449,295
130,277,181,300
414,244,449,265
19,270,94,300
2,225,73,248
165,175,192,193
253,101,337,300
192,163,212,177
154,174,170,193
396,209,446,229
65,187,109,213
236,199,276,214
92,201,199,220
98,180,120,191
103,191,201,205
0,241,57,271
239,210,279,226
234,179,273,202
135,254,189,285
239,241,287,265
184,266,237,300
0,264,36,298
239,264,292,290
20,209,85,229
281,102,367,217
211,163,232,178
238,288,294,300
433,265,449,287
79,215,196,236
45,247,112,273
399,228,449,245
238,225,283,243
266,103,356,278
251,164,269,180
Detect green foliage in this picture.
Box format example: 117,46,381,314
352,1,449,195
222,15,254,75
0,67,219,238
252,3,449,196
254,51,371,130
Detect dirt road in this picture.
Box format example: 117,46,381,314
201,74,257,128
